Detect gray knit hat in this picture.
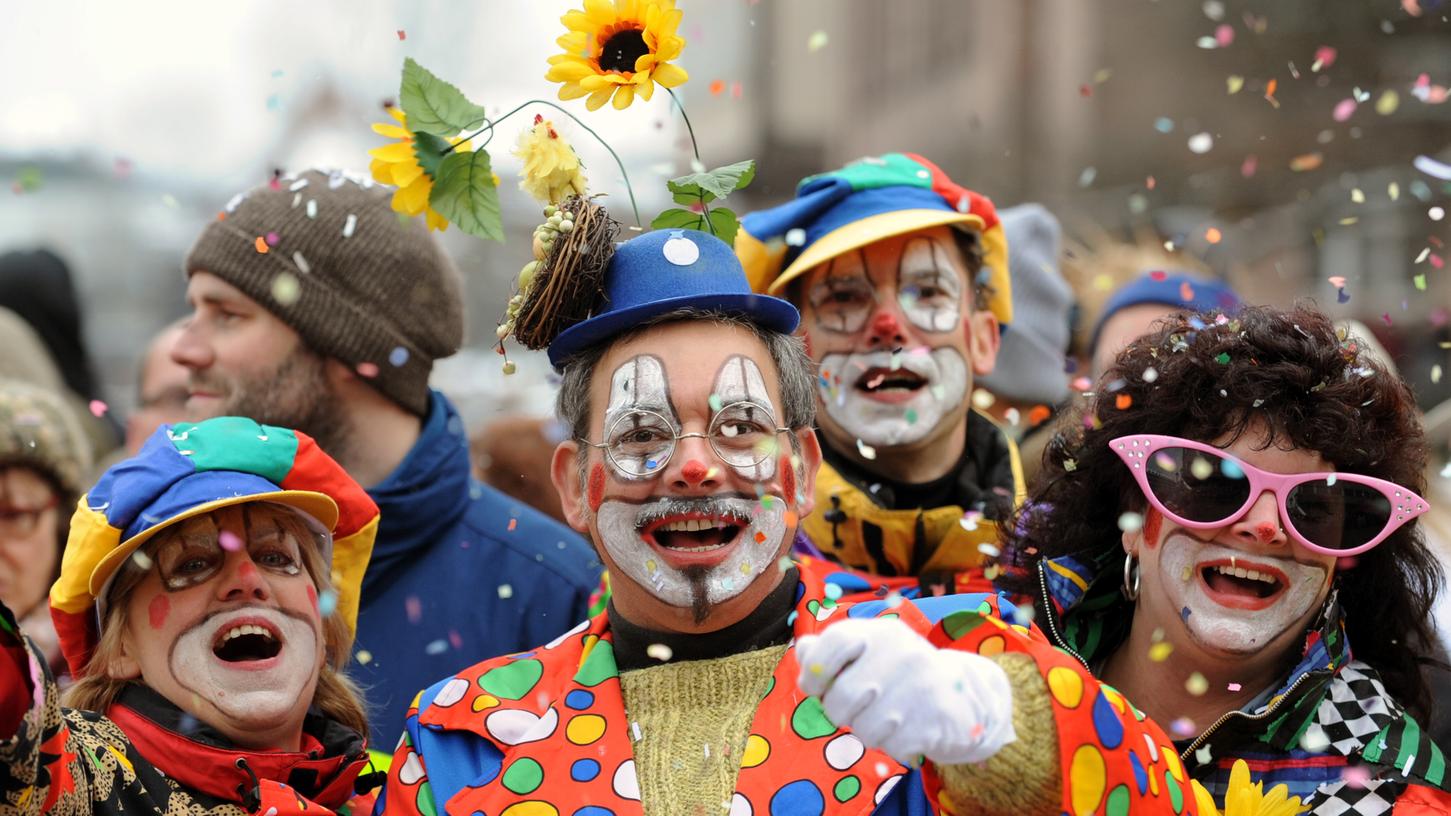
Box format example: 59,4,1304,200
184,168,464,416
0,378,92,497
976,203,1074,406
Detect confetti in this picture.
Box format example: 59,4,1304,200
1118,512,1144,533
1148,642,1173,662
131,551,154,570
254,236,269,254
397,29,406,40
1290,152,1324,172
389,346,410,367
342,213,358,237
271,272,301,305
356,649,372,665
807,30,829,52
646,643,673,661
1332,98,1357,122
88,400,108,417
219,530,243,552
1185,672,1209,695
1431,206,1446,222
1375,90,1400,116
425,639,449,655
1432,365,1442,384
856,439,876,460
1413,155,1451,181
1240,154,1258,178
1299,725,1331,753
356,361,379,378
498,584,514,599
1115,394,1133,410
1169,717,1197,737
1187,132,1214,154
1341,765,1371,789
1063,458,1078,472
1226,75,1244,94
1214,352,1232,365
1227,682,1242,692
1205,227,1222,244
318,589,338,617
1214,24,1234,47
1154,117,1175,133
405,595,422,624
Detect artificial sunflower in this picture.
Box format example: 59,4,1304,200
367,106,471,231
545,0,689,111
1190,760,1311,816
513,114,589,205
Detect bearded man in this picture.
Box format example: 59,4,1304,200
380,228,1196,816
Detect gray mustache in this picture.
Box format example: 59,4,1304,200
633,496,755,529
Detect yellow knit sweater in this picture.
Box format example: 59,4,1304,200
619,644,788,816
617,647,1061,816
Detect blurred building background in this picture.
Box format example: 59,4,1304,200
1,0,1447,424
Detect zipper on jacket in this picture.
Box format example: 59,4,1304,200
1036,562,1092,672
1178,670,1315,764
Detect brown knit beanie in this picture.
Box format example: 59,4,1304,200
184,169,464,416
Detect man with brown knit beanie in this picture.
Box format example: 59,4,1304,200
172,168,601,748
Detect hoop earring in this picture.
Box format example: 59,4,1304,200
1122,553,1141,601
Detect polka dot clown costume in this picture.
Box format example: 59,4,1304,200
378,229,1199,816
1,416,379,816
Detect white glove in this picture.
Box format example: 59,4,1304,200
795,617,1016,765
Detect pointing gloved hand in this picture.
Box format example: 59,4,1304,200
795,617,1016,765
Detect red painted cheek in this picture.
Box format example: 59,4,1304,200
780,455,797,506
148,595,170,630
306,584,318,612
1142,508,1163,549
587,463,606,513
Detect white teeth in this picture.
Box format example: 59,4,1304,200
672,542,728,552
1212,565,1276,584
658,518,735,533
221,624,276,643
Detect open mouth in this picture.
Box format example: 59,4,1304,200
643,515,745,553
212,621,283,663
854,366,926,396
1197,560,1287,608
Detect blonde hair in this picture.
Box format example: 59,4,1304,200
64,504,369,738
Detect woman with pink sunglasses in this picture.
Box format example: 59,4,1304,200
1006,304,1451,812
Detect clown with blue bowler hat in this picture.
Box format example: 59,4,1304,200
736,153,1026,596
379,225,1198,816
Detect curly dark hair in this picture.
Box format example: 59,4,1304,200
1005,302,1443,717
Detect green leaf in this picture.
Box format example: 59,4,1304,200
430,150,503,241
666,159,757,204
400,57,486,136
411,131,451,180
650,207,706,232
706,206,740,245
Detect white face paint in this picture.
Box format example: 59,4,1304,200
896,236,963,333
1156,533,1329,655
603,355,676,480
595,495,787,609
817,347,969,447
169,606,319,724
711,355,780,482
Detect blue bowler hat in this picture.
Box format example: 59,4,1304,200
548,229,800,368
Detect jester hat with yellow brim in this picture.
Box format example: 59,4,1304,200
736,152,1012,327
49,416,378,676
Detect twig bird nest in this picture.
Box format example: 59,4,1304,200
510,196,620,350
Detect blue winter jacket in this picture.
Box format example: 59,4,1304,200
351,390,602,745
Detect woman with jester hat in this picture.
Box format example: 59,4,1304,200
1,417,380,815
736,153,1025,600
1004,304,1451,813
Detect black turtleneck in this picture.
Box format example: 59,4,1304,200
609,567,799,672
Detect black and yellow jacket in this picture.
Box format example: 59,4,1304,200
802,410,1025,590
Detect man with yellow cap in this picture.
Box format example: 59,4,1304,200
1,416,379,815
737,153,1022,593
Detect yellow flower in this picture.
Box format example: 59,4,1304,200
367,106,470,231
513,115,589,205
545,0,689,111
1190,760,1311,816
